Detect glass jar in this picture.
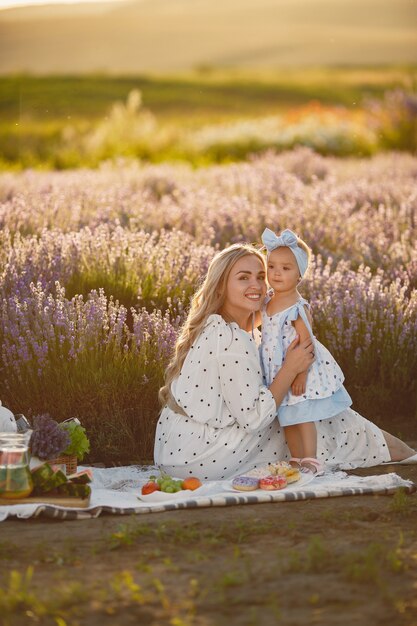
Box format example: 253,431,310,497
0,432,33,499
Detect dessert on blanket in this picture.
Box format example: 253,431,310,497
245,467,270,479
283,468,301,484
141,471,202,496
245,461,301,484
232,476,260,491
259,474,288,490
268,462,301,484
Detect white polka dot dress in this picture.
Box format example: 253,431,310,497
260,298,352,426
154,314,390,479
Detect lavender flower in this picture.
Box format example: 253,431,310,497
30,414,71,460
0,150,415,453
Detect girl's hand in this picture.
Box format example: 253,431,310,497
291,371,307,396
284,335,314,375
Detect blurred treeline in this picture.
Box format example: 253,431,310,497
1,67,416,169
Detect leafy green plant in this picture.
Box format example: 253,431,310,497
60,421,90,461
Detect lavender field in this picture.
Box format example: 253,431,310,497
1,148,416,463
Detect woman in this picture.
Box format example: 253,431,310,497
154,244,416,480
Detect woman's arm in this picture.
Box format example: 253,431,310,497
217,327,277,432
217,326,314,432
268,335,314,406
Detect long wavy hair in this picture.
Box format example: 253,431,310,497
159,243,266,409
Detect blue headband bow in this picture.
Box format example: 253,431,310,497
261,228,308,277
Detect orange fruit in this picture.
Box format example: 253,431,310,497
182,477,202,491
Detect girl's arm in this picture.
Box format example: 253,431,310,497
291,306,313,395
292,306,312,368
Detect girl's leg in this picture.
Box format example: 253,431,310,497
299,422,317,459
284,425,303,464
381,430,416,462
299,422,324,473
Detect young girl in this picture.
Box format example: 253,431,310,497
260,227,352,475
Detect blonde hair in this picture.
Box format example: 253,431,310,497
159,243,265,408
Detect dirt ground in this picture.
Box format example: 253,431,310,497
1,462,417,626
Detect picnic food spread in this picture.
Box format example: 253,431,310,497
268,462,302,484
31,464,92,498
141,471,202,496
232,461,302,491
0,415,93,505
0,463,93,504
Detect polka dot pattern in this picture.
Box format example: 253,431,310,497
154,315,391,480
260,297,350,424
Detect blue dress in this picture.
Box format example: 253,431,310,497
260,297,352,427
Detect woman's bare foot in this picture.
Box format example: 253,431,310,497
382,430,416,462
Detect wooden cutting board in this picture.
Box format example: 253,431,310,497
0,494,91,508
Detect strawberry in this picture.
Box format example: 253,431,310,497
141,481,160,495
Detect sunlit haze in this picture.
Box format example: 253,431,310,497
0,0,122,9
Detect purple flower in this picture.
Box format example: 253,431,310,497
30,414,71,460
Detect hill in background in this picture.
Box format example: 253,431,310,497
0,0,416,74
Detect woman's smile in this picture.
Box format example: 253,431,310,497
219,255,267,327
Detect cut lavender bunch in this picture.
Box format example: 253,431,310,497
30,414,71,460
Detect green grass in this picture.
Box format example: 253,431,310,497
0,68,415,169
1,501,416,626
1,68,415,123
389,489,414,517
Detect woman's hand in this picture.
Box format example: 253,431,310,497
284,335,315,376
268,335,315,408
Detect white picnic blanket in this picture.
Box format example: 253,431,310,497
0,466,414,521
